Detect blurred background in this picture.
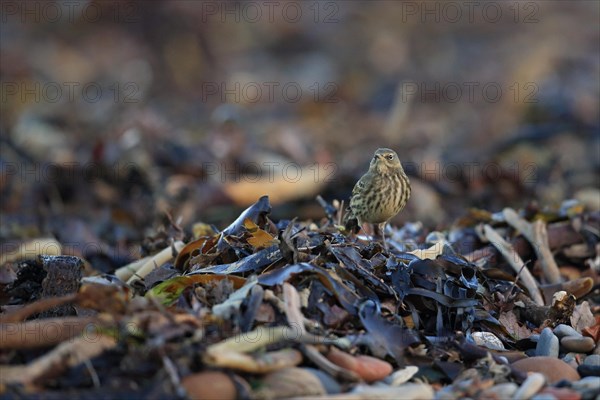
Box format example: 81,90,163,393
1,1,599,258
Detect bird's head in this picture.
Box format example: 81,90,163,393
369,148,402,174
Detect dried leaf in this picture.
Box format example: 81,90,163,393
147,274,246,306
174,236,218,271
570,301,595,333
498,311,532,340
244,218,279,249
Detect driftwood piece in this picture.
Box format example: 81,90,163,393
483,224,544,305
126,241,185,285
503,208,561,284
464,220,582,264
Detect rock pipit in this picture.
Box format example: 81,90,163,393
344,148,411,250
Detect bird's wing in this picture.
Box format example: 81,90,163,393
351,172,373,197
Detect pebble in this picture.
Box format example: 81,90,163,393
258,367,326,398
481,382,518,398
472,331,505,351
530,394,558,400
576,364,600,378
561,336,596,353
514,372,546,400
325,347,393,382
554,324,583,339
181,371,237,400
351,383,434,400
526,349,539,357
561,353,580,370
537,328,560,358
388,366,419,386
571,376,600,399
512,357,581,383
583,354,600,366
538,387,582,400
301,367,341,394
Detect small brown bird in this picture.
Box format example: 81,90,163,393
344,148,411,250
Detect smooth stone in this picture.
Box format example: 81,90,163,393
482,382,518,398
537,328,560,357
514,372,546,400
538,387,582,400
351,383,434,400
259,367,326,398
530,395,558,400
501,351,529,363
472,331,505,351
326,347,393,383
526,349,538,357
530,334,541,342
561,336,596,353
561,353,580,370
512,357,581,384
583,354,600,367
571,376,600,394
388,365,419,386
434,384,458,400
181,371,237,400
576,364,600,377
301,367,341,394
554,324,583,339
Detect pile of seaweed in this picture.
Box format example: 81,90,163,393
1,196,598,399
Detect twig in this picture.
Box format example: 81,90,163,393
283,283,306,334
83,358,100,388
0,334,116,385
301,344,360,382
0,293,78,323
162,354,186,398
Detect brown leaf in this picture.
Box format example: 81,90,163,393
498,311,532,340
244,218,279,249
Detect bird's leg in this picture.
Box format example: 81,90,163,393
378,222,388,251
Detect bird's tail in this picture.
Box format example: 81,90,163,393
343,207,360,233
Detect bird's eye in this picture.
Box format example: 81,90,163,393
385,154,394,160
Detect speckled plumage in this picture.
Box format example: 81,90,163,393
345,148,410,249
